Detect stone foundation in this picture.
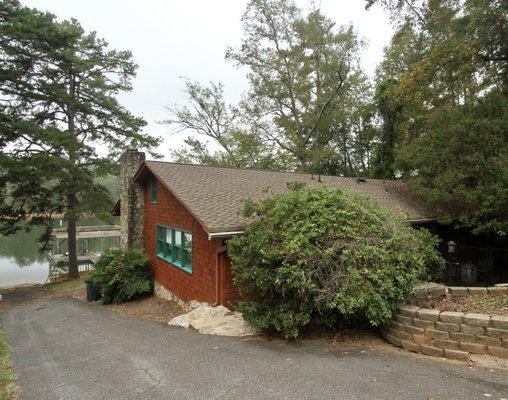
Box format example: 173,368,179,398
382,284,508,361
154,281,189,310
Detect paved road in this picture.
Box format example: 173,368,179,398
1,297,507,400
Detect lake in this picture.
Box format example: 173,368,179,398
0,217,119,288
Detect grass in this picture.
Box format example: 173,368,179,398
470,294,508,310
0,330,19,400
45,273,88,295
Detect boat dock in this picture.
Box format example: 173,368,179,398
46,225,121,282
52,225,121,255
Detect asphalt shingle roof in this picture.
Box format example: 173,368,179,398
142,161,434,234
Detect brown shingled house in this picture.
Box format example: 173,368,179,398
115,150,506,306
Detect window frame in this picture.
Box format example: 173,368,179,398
150,179,157,203
156,224,192,274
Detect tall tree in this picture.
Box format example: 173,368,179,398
370,78,400,179
0,0,159,277
226,0,366,172
165,80,285,169
371,0,508,234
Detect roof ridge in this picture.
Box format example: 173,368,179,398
145,160,400,184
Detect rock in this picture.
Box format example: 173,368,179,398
168,315,190,329
490,315,508,330
187,305,231,330
449,287,468,296
198,313,259,336
416,308,440,321
439,311,464,324
168,303,258,337
187,300,209,310
398,305,420,318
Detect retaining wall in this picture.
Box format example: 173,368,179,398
381,284,508,361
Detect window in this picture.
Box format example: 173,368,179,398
150,179,157,203
156,225,192,273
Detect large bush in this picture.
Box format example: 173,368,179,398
90,249,153,304
228,185,443,339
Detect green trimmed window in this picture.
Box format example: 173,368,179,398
156,225,192,273
150,179,157,203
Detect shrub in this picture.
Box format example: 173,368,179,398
228,185,443,339
90,249,153,304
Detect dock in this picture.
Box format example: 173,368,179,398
53,225,121,239
47,252,102,265
46,225,121,282
51,225,121,255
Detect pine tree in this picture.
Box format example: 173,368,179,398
0,0,159,277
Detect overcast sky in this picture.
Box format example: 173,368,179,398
22,0,393,159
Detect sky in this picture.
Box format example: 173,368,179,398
22,0,394,159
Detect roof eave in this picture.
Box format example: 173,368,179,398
208,217,437,240
208,230,245,240
136,162,217,238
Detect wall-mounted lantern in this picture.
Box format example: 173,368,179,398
447,240,457,254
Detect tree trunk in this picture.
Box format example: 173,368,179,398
67,193,79,279
66,70,79,279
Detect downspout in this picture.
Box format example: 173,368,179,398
212,245,228,306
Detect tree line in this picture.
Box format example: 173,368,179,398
0,0,506,278
167,0,507,236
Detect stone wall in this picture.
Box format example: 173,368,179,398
413,282,508,299
119,149,145,250
381,285,508,361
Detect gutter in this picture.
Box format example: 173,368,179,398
207,218,436,240
208,231,244,240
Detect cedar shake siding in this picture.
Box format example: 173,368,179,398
121,159,437,305
143,175,235,304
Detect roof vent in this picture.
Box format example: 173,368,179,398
356,174,366,184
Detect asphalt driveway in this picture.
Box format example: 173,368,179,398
1,297,507,400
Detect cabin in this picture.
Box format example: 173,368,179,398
113,150,507,306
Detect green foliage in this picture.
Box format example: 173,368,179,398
0,0,159,276
229,186,442,339
169,1,375,175
90,249,153,304
0,330,19,400
373,0,508,235
226,0,369,173
166,80,288,170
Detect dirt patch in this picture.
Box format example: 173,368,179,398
305,328,387,348
415,292,508,315
106,295,185,324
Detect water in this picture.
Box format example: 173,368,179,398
0,217,119,288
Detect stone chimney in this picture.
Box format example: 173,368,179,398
119,149,146,250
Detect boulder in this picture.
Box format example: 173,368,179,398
187,300,209,310
168,303,258,336
168,314,190,329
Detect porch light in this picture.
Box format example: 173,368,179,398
447,240,457,254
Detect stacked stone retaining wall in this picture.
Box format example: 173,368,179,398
381,284,508,361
